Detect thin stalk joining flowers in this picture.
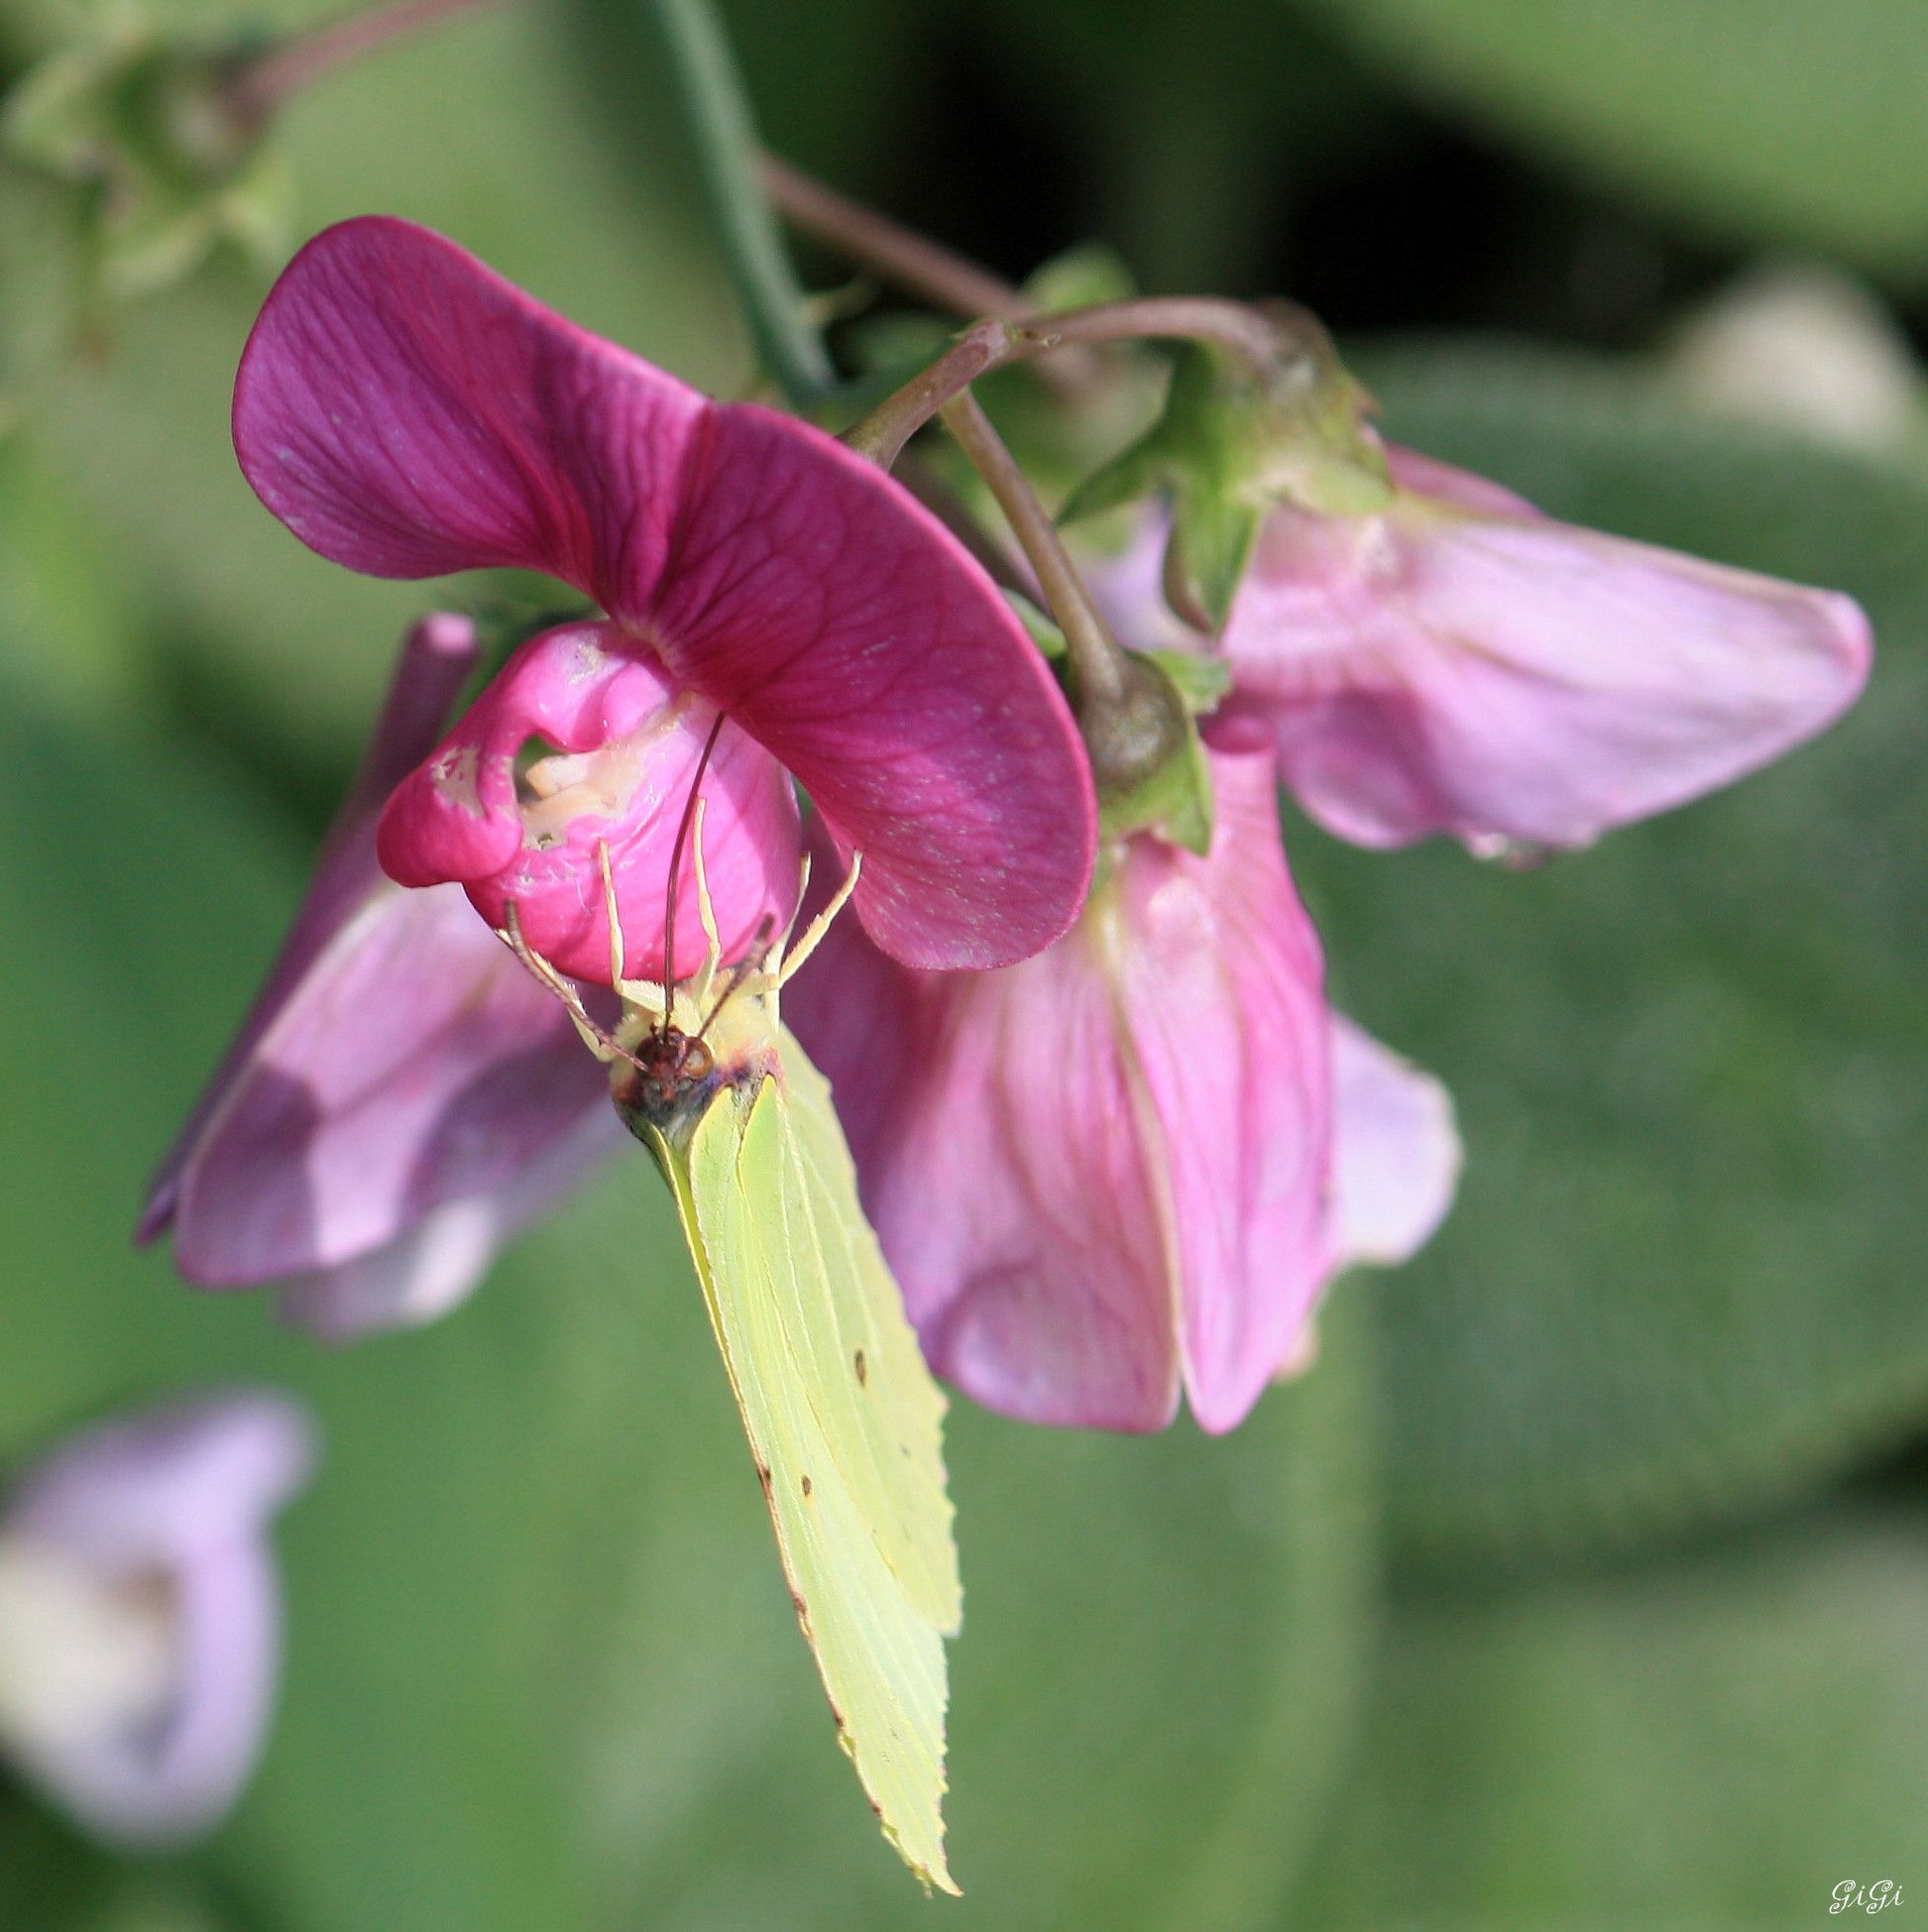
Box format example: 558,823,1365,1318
937,389,1125,711
229,0,508,122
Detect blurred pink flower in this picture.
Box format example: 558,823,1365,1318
1218,444,1873,854
235,216,1095,983
0,1392,314,1845
139,616,623,1338
790,728,1449,1434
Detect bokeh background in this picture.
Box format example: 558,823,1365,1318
1,0,1924,1925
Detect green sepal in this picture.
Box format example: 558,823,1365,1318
1145,645,1232,717
1092,650,1217,856
1061,326,1396,630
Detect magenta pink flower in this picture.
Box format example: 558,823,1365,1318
789,727,1370,1434
234,216,1096,984
1216,444,1872,854
0,1392,314,1845
140,617,624,1337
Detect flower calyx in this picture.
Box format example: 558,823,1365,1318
1061,308,1392,632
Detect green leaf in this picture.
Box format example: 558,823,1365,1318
1288,0,1928,275
1288,340,1928,1570
1295,1510,1928,1926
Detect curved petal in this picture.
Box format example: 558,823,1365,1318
170,880,607,1284
16,1536,284,1847
787,832,1180,1431
1224,443,1873,852
790,739,1333,1438
0,1395,312,1847
233,217,705,610
275,1104,624,1341
377,621,802,984
655,407,1098,969
141,614,480,1244
1331,1014,1460,1270
1108,732,1333,1433
8,1394,314,1565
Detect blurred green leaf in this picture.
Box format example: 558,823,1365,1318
1289,0,1928,275
1295,1509,1928,1926
1288,340,1928,1570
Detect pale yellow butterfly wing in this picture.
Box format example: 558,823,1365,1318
653,1024,962,1891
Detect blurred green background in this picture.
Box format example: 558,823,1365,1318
0,0,1923,1924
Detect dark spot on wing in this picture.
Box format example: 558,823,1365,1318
853,1348,867,1386
800,1473,813,1497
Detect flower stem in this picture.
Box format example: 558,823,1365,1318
758,155,1031,322
938,390,1125,709
846,293,1292,467
230,0,508,121
649,0,834,409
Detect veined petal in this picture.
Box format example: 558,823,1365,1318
1331,1014,1460,1271
170,880,607,1284
276,1105,623,1341
790,738,1333,1438
1108,731,1333,1434
788,831,1181,1432
236,218,1096,971
141,614,480,1243
376,621,801,983
233,217,704,609
1223,443,1873,852
649,408,1099,970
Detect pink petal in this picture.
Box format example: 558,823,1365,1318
789,733,1333,1436
1109,730,1333,1433
652,406,1098,969
1331,1015,1460,1270
141,614,480,1243
788,831,1181,1432
1222,443,1873,852
9,1394,314,1563
236,218,1097,972
3,1394,313,1845
232,217,705,605
170,879,607,1285
376,621,803,984
275,1104,623,1341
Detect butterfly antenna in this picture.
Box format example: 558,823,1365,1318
777,851,863,989
659,713,728,1038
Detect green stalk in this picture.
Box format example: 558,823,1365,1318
649,0,834,408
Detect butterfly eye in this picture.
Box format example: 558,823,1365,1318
680,1038,715,1082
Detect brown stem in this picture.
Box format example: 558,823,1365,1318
759,154,1030,321
230,0,510,121
938,390,1125,709
846,291,1292,468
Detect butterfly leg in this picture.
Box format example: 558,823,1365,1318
777,851,864,988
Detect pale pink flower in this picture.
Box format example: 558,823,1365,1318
0,1393,314,1845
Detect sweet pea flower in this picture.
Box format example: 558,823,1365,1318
233,215,1095,986
1216,443,1873,854
0,1392,315,1844
790,724,1455,1434
139,616,624,1339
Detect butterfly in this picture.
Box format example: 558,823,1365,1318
500,812,963,1892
